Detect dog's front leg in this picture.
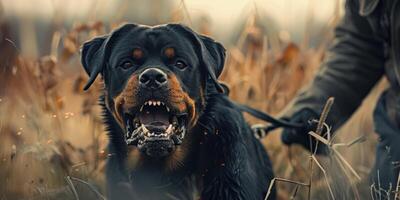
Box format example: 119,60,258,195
106,142,136,200
199,139,257,200
199,109,261,200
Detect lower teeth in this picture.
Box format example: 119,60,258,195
126,121,185,145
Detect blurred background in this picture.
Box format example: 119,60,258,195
2,0,341,57
0,0,384,199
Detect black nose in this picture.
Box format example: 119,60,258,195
139,68,168,89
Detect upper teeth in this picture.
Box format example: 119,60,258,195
143,100,170,111
144,100,165,106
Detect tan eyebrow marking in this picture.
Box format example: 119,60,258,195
132,48,143,59
164,47,175,59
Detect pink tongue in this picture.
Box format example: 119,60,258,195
139,108,169,126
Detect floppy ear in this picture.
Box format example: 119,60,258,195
80,23,138,90
166,24,226,93
198,35,226,80
80,35,107,90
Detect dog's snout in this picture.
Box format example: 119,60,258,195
139,68,168,89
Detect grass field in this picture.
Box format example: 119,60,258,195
0,0,387,199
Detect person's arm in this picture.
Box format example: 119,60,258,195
280,0,385,153
284,0,385,130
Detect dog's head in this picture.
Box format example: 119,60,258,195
81,24,225,158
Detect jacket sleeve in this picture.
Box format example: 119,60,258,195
282,0,385,130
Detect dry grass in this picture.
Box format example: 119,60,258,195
0,1,386,199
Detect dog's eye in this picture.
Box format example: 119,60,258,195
175,60,187,69
120,61,133,69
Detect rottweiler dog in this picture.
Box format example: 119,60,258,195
81,23,275,200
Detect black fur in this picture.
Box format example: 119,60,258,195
195,94,275,199
81,23,275,200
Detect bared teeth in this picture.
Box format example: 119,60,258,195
142,100,168,108
166,124,173,134
166,106,170,112
141,124,174,139
141,124,149,134
160,133,168,137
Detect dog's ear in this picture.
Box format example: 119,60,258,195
166,24,226,93
198,34,226,82
80,23,138,90
80,35,107,90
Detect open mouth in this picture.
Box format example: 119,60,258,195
124,99,187,155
